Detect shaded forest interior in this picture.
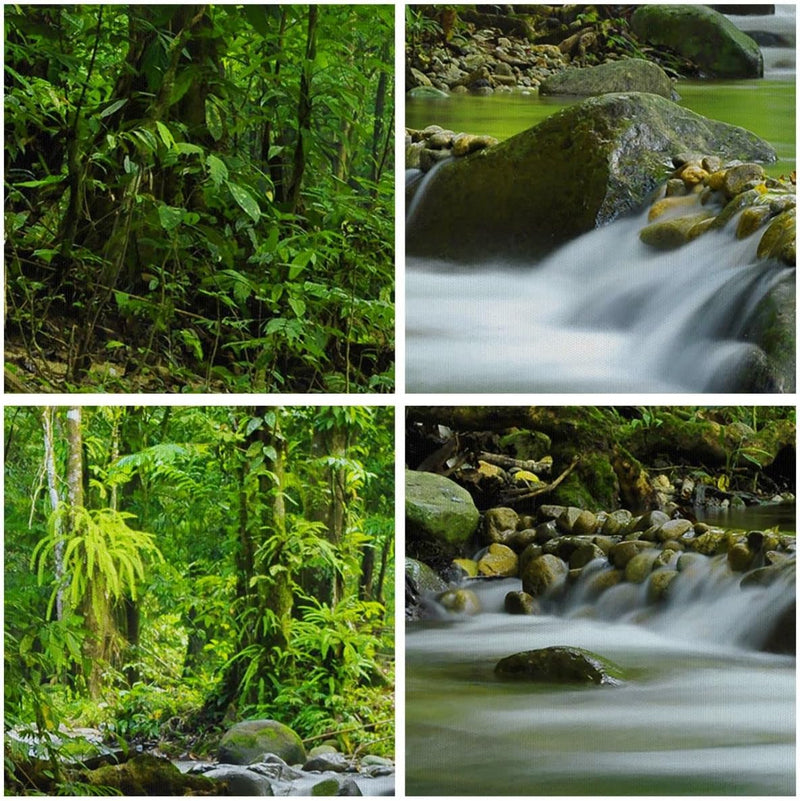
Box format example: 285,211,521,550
5,5,394,393
5,406,394,794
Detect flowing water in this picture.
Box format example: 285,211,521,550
406,9,795,393
406,545,795,795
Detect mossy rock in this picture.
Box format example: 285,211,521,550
406,470,480,561
86,754,216,796
218,719,306,766
495,646,624,685
631,5,763,78
540,58,674,98
407,93,774,262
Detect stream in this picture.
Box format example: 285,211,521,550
406,510,795,796
406,8,795,394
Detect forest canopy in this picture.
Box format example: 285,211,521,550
5,405,394,794
5,5,394,393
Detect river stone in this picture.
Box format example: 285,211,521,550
631,5,763,78
478,542,519,577
656,519,694,542
520,553,568,597
450,557,479,578
504,590,540,615
540,58,673,98
495,646,623,685
87,755,216,796
406,470,480,559
405,558,447,595
406,93,775,262
609,539,653,569
570,541,606,569
204,765,275,796
625,551,659,583
407,85,449,100
727,542,754,572
689,529,727,555
303,752,349,773
602,509,634,536
639,210,716,249
633,510,671,531
437,588,481,615
647,569,679,603
218,720,306,766
484,507,519,544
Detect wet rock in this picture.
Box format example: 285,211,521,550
406,470,480,561
204,765,275,795
504,590,540,615
602,509,633,536
477,542,519,577
450,557,479,578
495,646,623,685
540,58,673,98
484,506,519,544
647,569,679,603
609,539,653,569
406,86,449,100
727,541,754,572
304,752,350,773
520,553,568,597
219,719,306,767
633,510,671,531
558,507,597,535
761,600,796,654
437,588,481,615
570,541,606,569
625,550,659,583
407,93,775,262
656,519,694,542
631,5,763,78
639,210,716,249
87,754,216,796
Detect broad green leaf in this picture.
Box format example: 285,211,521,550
99,97,128,118
14,174,65,188
227,181,260,223
179,328,203,360
288,297,306,318
155,120,175,149
157,203,183,231
245,416,263,437
205,96,224,141
206,154,228,187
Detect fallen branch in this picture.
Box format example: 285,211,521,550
301,717,394,745
478,451,552,475
500,455,580,504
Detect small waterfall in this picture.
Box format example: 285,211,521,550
407,199,792,392
724,5,796,79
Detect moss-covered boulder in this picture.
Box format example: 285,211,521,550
218,719,306,766
86,754,216,796
495,646,624,685
407,92,775,262
540,58,674,98
406,469,480,562
631,5,763,78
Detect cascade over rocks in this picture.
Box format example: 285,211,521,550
407,93,775,262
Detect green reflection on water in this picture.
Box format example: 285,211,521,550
406,79,795,176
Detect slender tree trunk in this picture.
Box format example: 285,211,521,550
286,5,317,214
41,408,64,621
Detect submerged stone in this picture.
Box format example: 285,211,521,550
495,646,624,685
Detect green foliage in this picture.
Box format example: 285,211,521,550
32,505,163,622
5,5,394,392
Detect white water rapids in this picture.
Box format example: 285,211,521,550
406,197,792,393
406,554,795,795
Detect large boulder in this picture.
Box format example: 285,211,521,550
86,755,216,795
406,469,480,561
218,719,306,766
407,93,775,262
495,646,624,685
540,58,674,98
631,5,764,79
